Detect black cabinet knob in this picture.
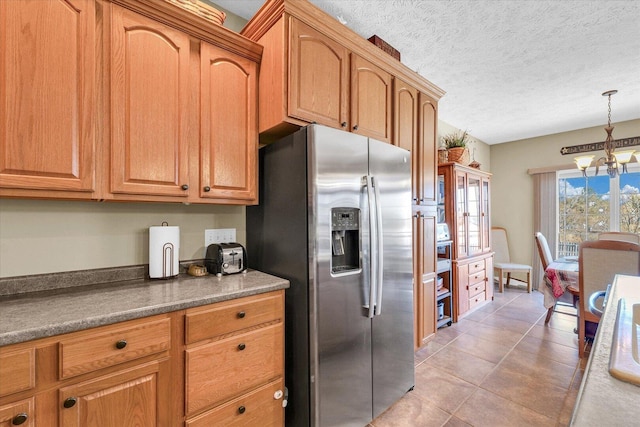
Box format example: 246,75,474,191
237,343,246,351
181,184,189,190
341,122,347,128
11,413,28,425
203,186,211,192
237,311,246,319
115,340,127,349
353,125,359,131
63,397,77,408
238,406,246,414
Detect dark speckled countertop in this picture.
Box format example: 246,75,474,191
0,269,289,346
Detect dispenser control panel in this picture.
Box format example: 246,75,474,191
330,207,361,275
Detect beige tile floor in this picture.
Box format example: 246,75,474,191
370,285,588,427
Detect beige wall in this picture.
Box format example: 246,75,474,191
438,120,491,172
0,200,245,278
490,118,640,269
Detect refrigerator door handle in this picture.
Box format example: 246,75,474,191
372,176,384,315
364,175,377,319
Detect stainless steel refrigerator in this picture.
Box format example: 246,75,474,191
247,124,414,427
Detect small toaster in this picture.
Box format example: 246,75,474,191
205,243,247,275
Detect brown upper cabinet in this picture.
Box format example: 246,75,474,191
242,0,443,145
0,0,262,205
108,5,191,198
0,0,96,198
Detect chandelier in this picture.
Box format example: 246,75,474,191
574,90,636,178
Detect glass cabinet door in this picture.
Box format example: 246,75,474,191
467,175,481,255
481,177,491,252
455,172,467,258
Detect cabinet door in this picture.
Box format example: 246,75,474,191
455,171,468,258
288,18,349,130
0,398,34,427
412,211,421,348
350,55,392,142
200,42,258,202
393,79,418,203
420,276,436,344
467,174,482,255
59,360,169,427
481,177,491,252
485,255,494,301
109,5,190,197
457,263,469,317
418,93,437,204
0,0,95,194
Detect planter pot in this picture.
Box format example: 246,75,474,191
447,147,468,164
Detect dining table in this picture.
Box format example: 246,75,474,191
543,256,580,310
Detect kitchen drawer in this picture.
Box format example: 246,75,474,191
0,397,34,427
468,270,486,288
469,292,486,310
185,323,283,415
0,346,35,397
468,280,486,298
186,378,284,427
185,291,283,344
59,317,171,379
468,259,485,275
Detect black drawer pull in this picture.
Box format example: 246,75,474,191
181,184,189,190
63,397,77,408
237,311,246,319
12,413,28,425
115,339,127,349
203,186,211,192
238,405,246,414
237,343,246,351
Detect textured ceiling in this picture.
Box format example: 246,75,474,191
212,0,640,145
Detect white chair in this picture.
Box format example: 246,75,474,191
597,232,640,244
578,240,640,358
492,227,532,293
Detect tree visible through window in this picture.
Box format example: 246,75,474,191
557,164,640,257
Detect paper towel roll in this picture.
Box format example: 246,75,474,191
149,223,180,278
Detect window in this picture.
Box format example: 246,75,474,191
557,163,640,257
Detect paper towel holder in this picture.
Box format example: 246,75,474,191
149,221,180,279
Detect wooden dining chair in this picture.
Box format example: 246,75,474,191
597,232,640,244
535,232,556,323
492,227,532,292
578,240,640,358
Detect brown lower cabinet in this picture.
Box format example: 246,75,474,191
0,290,285,426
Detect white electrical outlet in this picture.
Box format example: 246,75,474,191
204,228,237,253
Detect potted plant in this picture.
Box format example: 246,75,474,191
442,130,470,164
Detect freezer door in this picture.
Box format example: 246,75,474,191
368,138,414,418
308,125,373,427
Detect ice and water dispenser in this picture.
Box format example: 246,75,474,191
331,207,361,274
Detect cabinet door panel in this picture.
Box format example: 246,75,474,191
59,360,169,427
467,175,481,255
0,398,34,427
200,42,257,201
109,5,190,197
393,79,418,202
350,55,392,142
418,93,437,204
288,18,348,129
0,0,95,193
455,172,468,258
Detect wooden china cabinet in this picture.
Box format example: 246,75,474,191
438,162,493,321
